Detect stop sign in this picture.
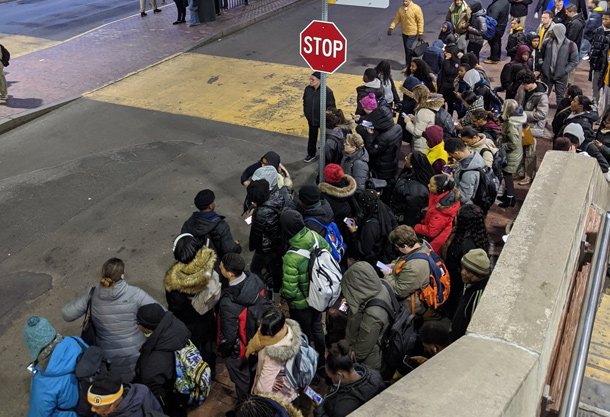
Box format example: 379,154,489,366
300,20,347,74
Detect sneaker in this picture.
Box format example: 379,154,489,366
303,155,316,163
483,59,499,64
582,54,590,61
0,99,7,105
140,11,147,16
518,176,531,186
153,8,161,12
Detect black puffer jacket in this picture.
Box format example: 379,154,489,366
390,171,429,226
181,211,241,259
508,0,532,18
589,27,610,72
361,105,395,132
249,191,285,255
566,13,585,49
314,364,385,417
364,124,402,180
304,85,336,126
319,176,359,238
560,111,598,142
134,312,190,407
325,127,346,166
218,273,270,358
299,200,335,237
438,59,459,93
487,0,510,33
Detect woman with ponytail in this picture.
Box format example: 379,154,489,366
62,257,159,383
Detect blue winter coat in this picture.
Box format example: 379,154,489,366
27,337,83,417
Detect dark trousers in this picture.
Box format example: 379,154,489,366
250,251,283,293
307,121,319,158
488,33,502,61
290,307,326,368
503,171,515,196
174,0,186,20
225,356,252,404
467,41,483,60
401,34,418,68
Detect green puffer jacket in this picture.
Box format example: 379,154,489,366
281,228,331,310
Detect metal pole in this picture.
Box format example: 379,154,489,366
318,0,328,182
560,211,610,417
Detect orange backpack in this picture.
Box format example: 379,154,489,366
394,244,451,314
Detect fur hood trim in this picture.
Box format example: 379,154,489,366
279,163,293,191
259,395,304,417
319,174,357,198
164,247,217,295
263,319,302,362
417,97,445,112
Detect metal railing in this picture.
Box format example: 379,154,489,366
560,211,610,417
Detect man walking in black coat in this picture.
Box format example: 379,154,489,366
181,189,241,259
303,72,336,163
485,0,510,64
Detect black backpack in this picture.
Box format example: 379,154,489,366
433,107,456,138
458,166,499,214
0,45,9,67
365,280,417,370
480,147,507,183
71,337,111,417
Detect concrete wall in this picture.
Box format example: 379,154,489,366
350,152,609,417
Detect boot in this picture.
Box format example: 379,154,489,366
498,196,516,208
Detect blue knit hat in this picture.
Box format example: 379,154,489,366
24,316,57,361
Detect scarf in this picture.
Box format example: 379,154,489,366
426,142,449,166
245,324,289,358
37,334,64,372
451,4,463,28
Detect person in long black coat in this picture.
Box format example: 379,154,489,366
390,152,433,226
485,0,511,63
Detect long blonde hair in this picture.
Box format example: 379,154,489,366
501,99,519,120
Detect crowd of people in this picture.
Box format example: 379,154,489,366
21,0,610,416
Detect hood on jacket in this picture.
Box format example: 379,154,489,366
449,0,468,12
344,147,370,164
364,79,381,89
514,44,531,63
97,279,131,302
531,80,549,95
140,311,190,354
418,96,445,112
508,113,528,127
164,247,216,295
566,110,599,124
564,123,585,145
263,319,302,362
432,40,445,50
42,337,82,377
400,76,423,96
442,21,454,33
262,151,280,170
319,174,357,198
460,150,486,171
330,363,385,398
550,23,566,44
433,189,461,212
341,262,383,312
227,272,267,306
252,165,279,190
301,199,335,225
470,1,482,14
278,164,293,191
114,384,156,416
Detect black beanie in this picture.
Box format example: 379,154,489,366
262,151,280,170
299,185,321,207
89,372,122,396
194,189,215,210
136,304,165,330
280,210,305,238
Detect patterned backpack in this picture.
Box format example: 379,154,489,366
174,340,212,407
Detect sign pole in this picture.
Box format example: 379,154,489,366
318,0,328,182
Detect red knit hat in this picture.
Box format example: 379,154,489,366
324,164,345,185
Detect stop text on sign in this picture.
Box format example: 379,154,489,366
299,20,347,74
302,37,344,59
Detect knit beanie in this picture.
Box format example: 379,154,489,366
136,303,166,330
24,316,57,361
461,248,491,276
252,165,278,190
323,164,345,185
311,71,322,80
298,185,321,207
88,373,124,406
360,93,378,111
424,125,444,147
262,151,281,170
280,210,305,238
401,76,421,93
194,189,215,210
564,123,585,146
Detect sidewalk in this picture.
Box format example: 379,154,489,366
0,0,301,131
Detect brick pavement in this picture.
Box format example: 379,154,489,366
0,0,301,127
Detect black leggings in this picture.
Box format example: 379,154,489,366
503,171,515,197
174,0,186,21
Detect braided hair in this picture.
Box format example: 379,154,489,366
452,205,489,252
409,151,435,187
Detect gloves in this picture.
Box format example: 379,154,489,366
387,28,393,36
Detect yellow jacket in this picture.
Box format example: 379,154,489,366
389,3,424,36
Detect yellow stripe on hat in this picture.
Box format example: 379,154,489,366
87,384,123,406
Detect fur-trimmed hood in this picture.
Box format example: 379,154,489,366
319,174,357,198
164,247,217,295
263,319,302,362
418,96,445,112
279,163,293,191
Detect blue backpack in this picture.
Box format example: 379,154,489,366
483,15,497,40
304,217,346,262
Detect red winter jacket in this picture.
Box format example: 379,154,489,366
414,190,461,254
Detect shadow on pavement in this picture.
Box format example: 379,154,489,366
5,97,43,109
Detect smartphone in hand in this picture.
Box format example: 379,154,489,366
304,385,323,405
344,217,355,227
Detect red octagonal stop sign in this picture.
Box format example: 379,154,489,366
300,20,347,74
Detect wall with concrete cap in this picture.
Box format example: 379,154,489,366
349,152,609,417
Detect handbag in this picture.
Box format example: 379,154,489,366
522,125,535,146
81,287,97,346
412,40,429,57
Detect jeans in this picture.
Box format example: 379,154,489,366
502,171,515,197
290,307,326,367
592,70,602,106
189,0,200,25
307,121,319,158
543,75,567,105
401,34,418,68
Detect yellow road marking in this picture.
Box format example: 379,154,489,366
0,34,60,58
585,293,610,384
87,53,369,138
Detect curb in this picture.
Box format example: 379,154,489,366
0,0,302,135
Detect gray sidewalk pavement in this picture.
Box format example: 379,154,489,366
0,0,301,131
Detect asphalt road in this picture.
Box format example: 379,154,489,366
0,0,453,413
0,0,146,40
